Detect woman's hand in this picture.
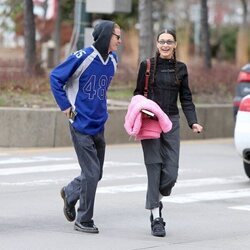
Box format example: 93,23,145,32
192,123,203,133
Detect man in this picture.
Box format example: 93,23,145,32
50,20,121,233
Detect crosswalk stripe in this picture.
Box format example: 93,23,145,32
176,176,247,187
0,169,247,190
98,184,146,194
0,163,79,175
0,173,146,186
2,180,250,204
0,179,67,186
0,161,141,176
228,205,250,211
97,176,248,194
163,188,250,203
0,156,73,165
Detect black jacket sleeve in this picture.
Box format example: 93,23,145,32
179,63,198,127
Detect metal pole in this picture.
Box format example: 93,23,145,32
76,0,91,50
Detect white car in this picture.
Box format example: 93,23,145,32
234,94,250,178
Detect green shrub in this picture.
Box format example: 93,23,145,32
211,25,238,61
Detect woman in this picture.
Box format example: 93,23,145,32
134,29,203,237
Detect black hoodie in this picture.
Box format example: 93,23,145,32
92,20,115,61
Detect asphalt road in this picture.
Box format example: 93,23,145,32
1,139,250,250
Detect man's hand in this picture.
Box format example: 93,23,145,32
63,107,72,119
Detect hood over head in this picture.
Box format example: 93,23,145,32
92,20,115,60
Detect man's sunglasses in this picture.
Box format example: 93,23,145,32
112,33,121,40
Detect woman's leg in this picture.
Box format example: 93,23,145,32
145,163,162,210
141,139,166,237
141,138,162,209
160,115,180,196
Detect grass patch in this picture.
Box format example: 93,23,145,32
107,87,134,100
0,90,56,108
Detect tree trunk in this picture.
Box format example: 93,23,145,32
138,0,153,62
236,0,249,67
200,0,211,68
241,0,247,25
24,0,36,75
54,0,61,65
177,22,191,63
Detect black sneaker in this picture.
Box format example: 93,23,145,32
151,217,166,237
74,220,99,234
60,187,76,222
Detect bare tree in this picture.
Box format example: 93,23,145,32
138,0,154,62
200,0,211,68
236,0,249,67
24,0,36,75
241,0,248,24
53,0,61,65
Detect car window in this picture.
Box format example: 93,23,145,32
236,82,250,96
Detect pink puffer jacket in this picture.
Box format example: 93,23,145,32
124,95,172,140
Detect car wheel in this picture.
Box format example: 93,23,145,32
243,161,250,178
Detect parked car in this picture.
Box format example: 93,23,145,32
233,63,250,118
234,94,250,178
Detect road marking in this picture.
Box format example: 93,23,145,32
0,163,79,175
0,169,247,191
0,179,68,186
97,176,248,194
0,173,146,186
0,156,73,165
162,188,250,204
228,205,250,211
2,181,250,205
0,161,141,176
176,176,247,187
98,184,146,194
1,174,250,204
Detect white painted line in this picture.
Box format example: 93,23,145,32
0,179,68,186
0,174,146,186
105,161,141,167
162,188,250,204
176,176,247,188
97,184,146,194
228,205,250,211
102,173,146,181
0,156,73,165
98,176,248,194
98,176,245,193
0,163,79,176
0,161,141,176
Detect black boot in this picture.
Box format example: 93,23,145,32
60,187,76,222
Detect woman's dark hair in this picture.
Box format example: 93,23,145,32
153,28,180,85
156,28,176,42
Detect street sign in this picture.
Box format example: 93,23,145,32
86,0,131,14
